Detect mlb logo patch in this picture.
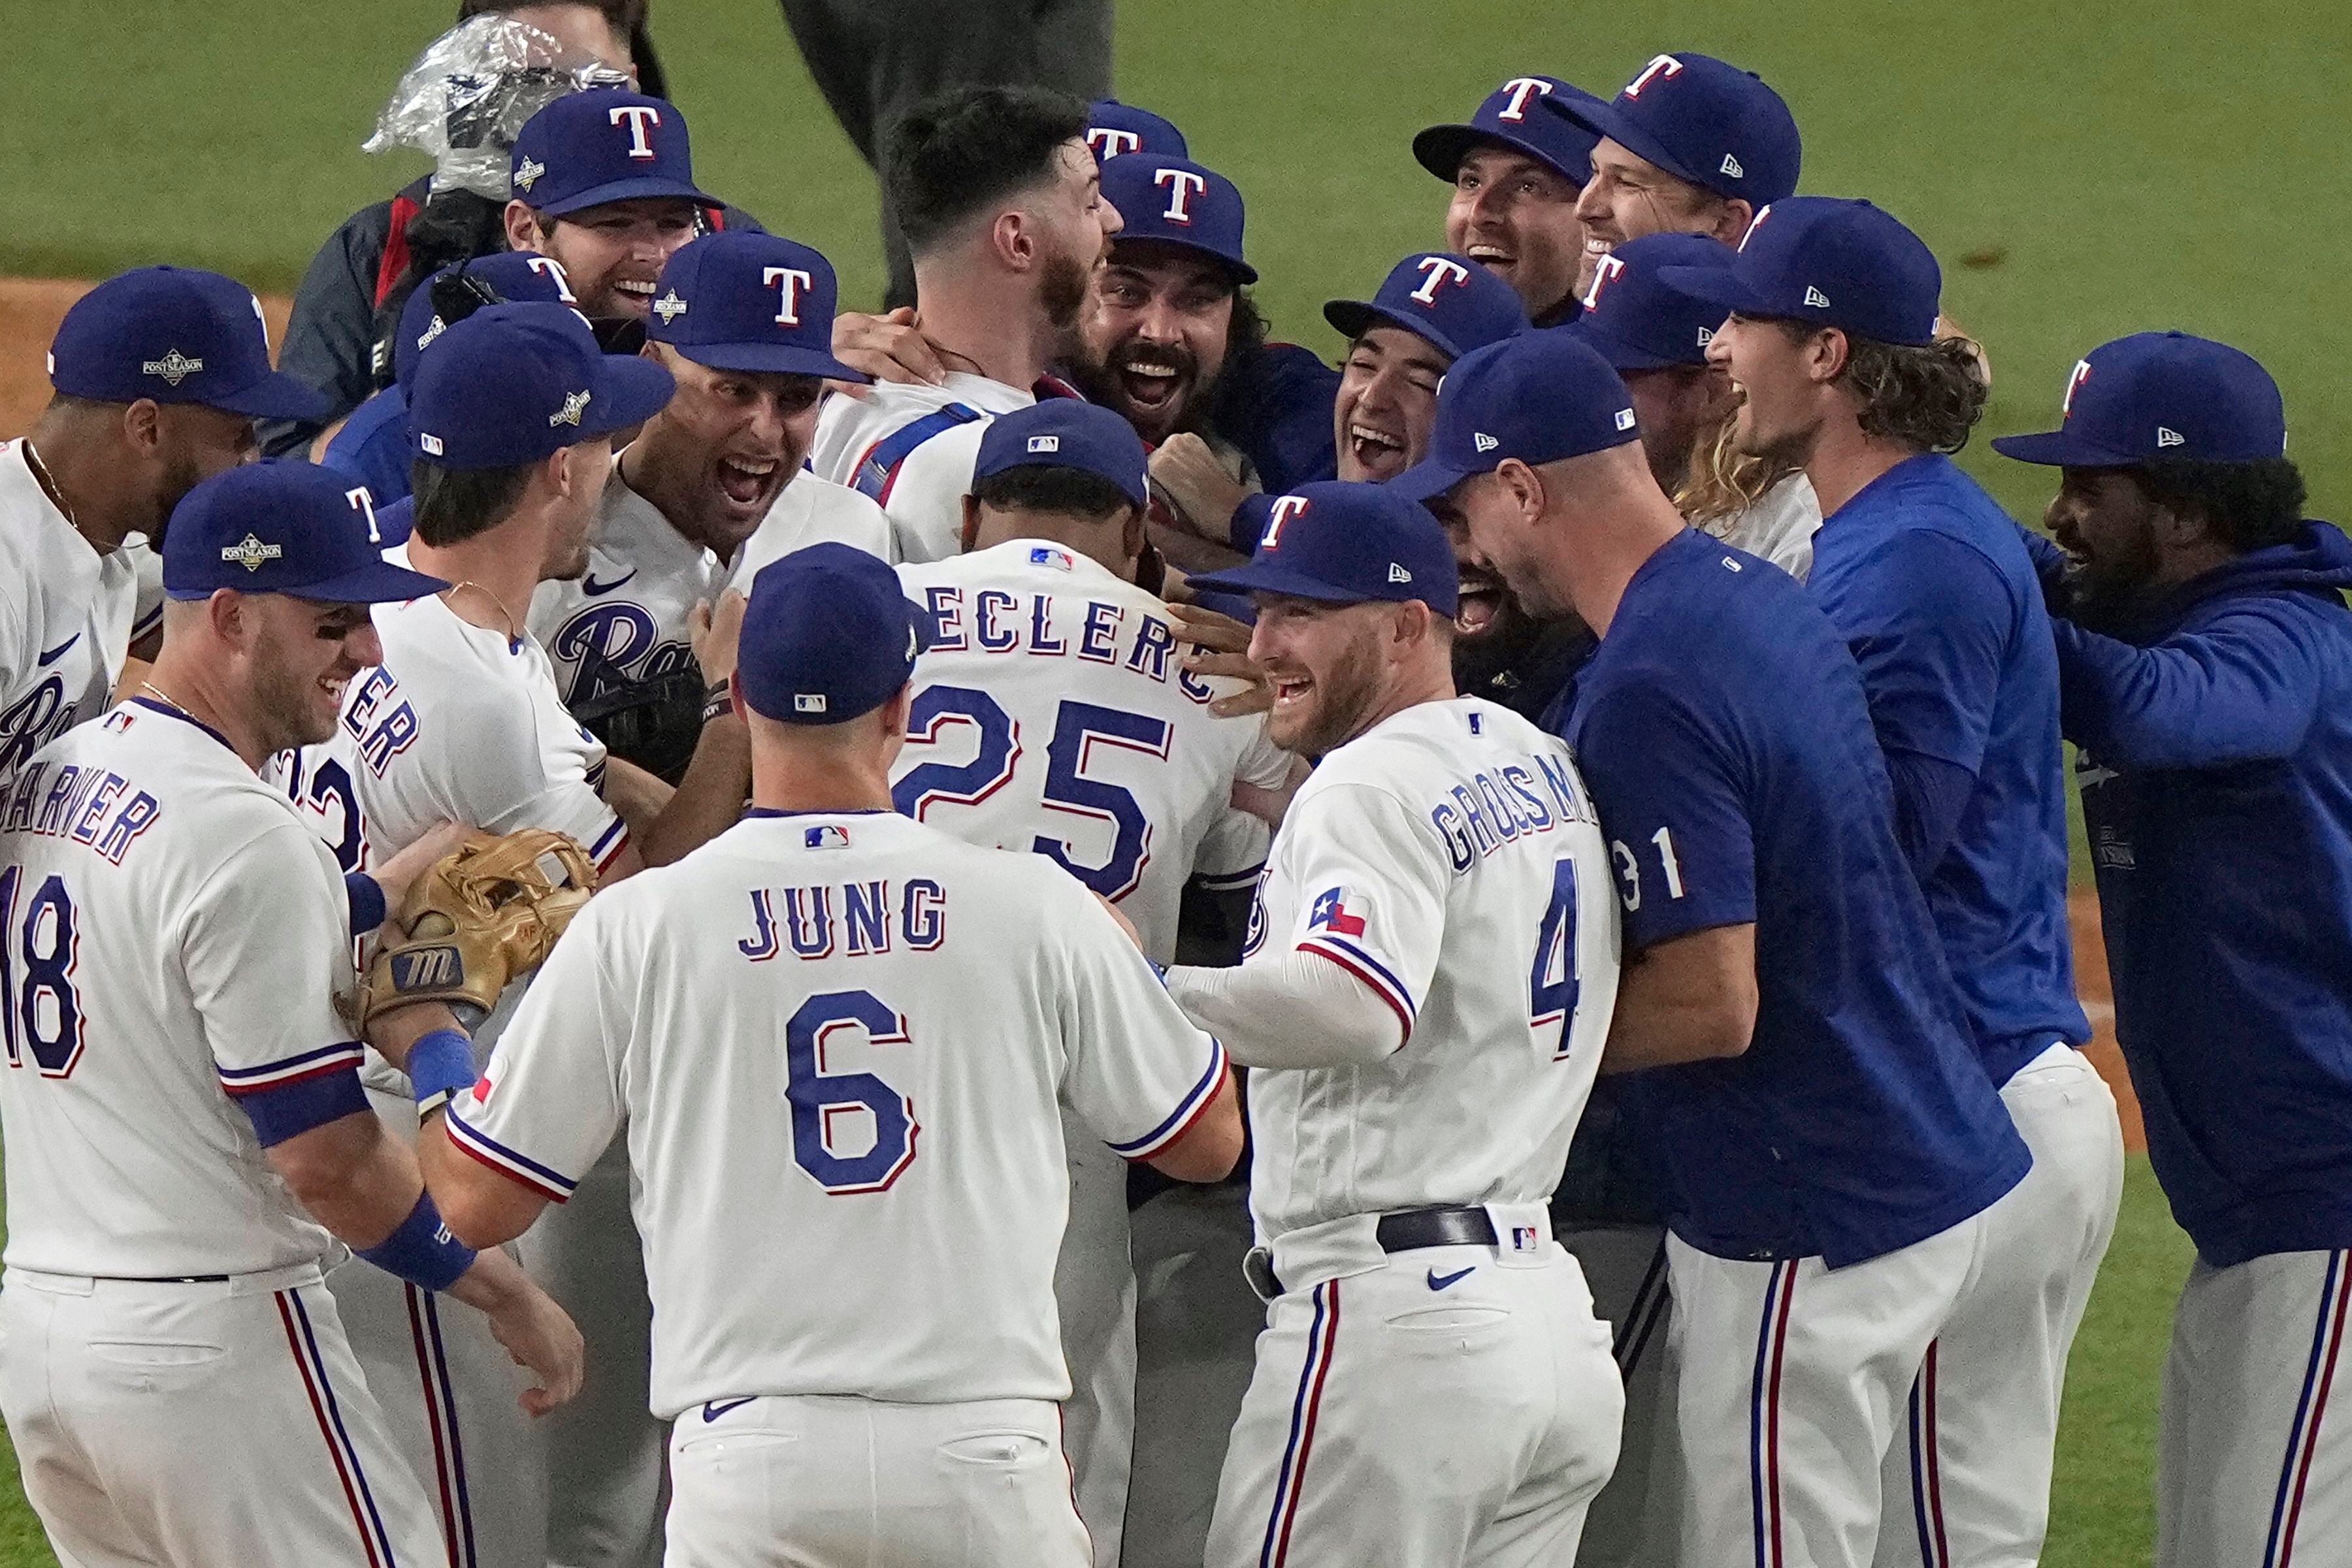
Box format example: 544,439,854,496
1026,434,1061,453
419,432,446,457
1614,408,1637,431
1511,1225,1539,1252
1029,545,1074,570
794,693,828,713
804,823,851,850
1308,887,1367,938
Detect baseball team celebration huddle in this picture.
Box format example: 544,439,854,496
1,2,2346,1566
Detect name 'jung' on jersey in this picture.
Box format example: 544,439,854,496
734,877,949,961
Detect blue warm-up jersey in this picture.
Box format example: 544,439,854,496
1808,454,2086,1085
1564,529,2030,1268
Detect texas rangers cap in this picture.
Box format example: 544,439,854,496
163,461,448,603
1552,53,1800,206
737,543,934,725
510,89,716,218
48,267,329,421
1086,99,1188,161
645,231,867,382
410,302,676,470
1187,481,1459,616
1656,197,1940,348
1413,76,1605,186
1099,154,1257,284
1573,231,1739,371
973,401,1150,508
1324,252,1529,361
1993,333,2288,468
393,252,581,389
1388,328,1639,502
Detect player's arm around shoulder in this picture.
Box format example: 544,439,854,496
1043,872,1242,1184
2051,597,2330,769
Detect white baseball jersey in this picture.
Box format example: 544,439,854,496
443,809,1228,1416
0,442,140,785
725,472,895,590
1241,697,1620,1239
531,468,894,711
125,535,165,647
807,375,1035,564
892,540,1288,965
0,698,353,1277
1715,471,1823,582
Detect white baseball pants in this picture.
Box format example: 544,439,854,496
1206,1208,1623,1568
2158,1247,2352,1567
0,1262,442,1567
662,1394,1090,1567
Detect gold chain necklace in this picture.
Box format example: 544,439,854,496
20,440,82,534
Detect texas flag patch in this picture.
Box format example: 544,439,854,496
1308,887,1367,937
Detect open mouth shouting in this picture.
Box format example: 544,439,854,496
1454,564,1509,638
1345,421,1409,481
1111,341,1196,429
713,451,787,517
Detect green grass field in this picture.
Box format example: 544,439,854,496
0,0,2313,1559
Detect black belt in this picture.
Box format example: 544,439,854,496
1374,1205,1497,1254
107,1275,231,1284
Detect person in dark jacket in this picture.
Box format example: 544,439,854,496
1995,330,2352,1568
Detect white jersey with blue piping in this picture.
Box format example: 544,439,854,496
443,809,1226,1414
0,442,140,787
892,540,1290,965
0,699,351,1277
1241,696,1620,1240
806,374,1035,564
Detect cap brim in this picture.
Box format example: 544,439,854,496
1322,299,1460,359
1117,235,1257,286
204,369,335,422
1184,561,1380,604
1571,319,1698,374
168,558,448,606
579,355,678,437
1549,98,1706,190
533,176,718,217
1385,455,1482,502
1652,263,1774,317
1411,123,1590,186
670,341,872,383
1989,430,2136,468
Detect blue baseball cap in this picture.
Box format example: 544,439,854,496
48,267,328,421
645,231,866,382
973,402,1150,508
738,543,932,725
1099,154,1256,284
1414,76,1605,186
1992,333,2288,468
393,252,581,389
1552,53,1800,206
410,303,676,470
1388,328,1639,502
1573,231,1739,371
163,461,447,603
1187,481,1459,616
1656,197,1940,348
1325,252,1529,361
510,90,716,218
1086,99,1188,161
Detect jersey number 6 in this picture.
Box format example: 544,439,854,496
786,989,919,1195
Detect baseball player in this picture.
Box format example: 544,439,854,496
0,267,327,785
411,542,1243,1566
527,230,887,784
1993,332,2352,1567
1400,327,2035,1568
887,399,1296,1563
1669,202,2124,1565
273,301,740,1568
1413,74,1606,325
807,86,1120,563
1156,482,1624,1567
321,250,584,509
1085,97,1188,162
0,460,581,1567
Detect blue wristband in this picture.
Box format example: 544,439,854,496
356,1191,476,1292
344,872,387,935
407,1028,476,1109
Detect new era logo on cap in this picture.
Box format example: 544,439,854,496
220,533,282,572
1804,285,1831,308
1027,434,1061,453
1721,154,1744,178
1473,432,1499,452
2157,426,2185,448
1388,563,1412,583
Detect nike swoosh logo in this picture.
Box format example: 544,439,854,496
702,1397,756,1422
1427,1266,1475,1292
583,570,637,597
36,634,78,667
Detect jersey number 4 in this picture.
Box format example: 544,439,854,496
892,688,1171,901
787,990,918,1195
0,868,85,1078
1530,857,1580,1060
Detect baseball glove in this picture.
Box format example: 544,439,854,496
360,828,597,1028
